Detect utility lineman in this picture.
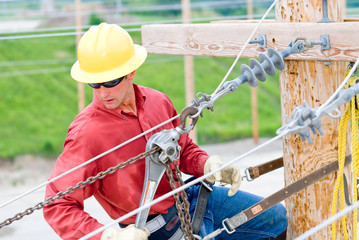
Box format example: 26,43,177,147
43,22,288,240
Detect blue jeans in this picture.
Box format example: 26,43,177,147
186,185,288,239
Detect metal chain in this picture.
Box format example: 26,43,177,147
165,162,194,240
0,147,159,229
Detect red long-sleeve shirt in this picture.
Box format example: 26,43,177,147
43,84,208,239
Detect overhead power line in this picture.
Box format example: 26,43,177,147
0,58,74,67
0,55,187,77
0,66,70,78
0,13,275,38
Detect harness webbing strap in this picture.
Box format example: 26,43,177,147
191,181,214,234
223,155,352,232
248,157,283,180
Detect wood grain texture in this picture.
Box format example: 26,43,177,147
141,22,359,61
276,0,352,239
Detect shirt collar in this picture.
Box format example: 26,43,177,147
133,84,146,108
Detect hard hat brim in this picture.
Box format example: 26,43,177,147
70,44,147,83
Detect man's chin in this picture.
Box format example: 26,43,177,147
102,102,118,110
101,99,118,110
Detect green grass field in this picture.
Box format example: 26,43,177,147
0,30,282,159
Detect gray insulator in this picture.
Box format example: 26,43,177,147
240,64,257,87
249,59,266,82
259,53,275,76
268,48,285,71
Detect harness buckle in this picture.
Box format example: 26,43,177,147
242,168,254,182
221,218,236,234
201,181,214,192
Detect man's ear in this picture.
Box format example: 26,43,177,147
126,71,136,81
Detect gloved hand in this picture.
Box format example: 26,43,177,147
101,225,150,240
204,155,241,197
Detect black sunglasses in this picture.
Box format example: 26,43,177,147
88,76,125,89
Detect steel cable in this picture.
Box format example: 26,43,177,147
0,116,178,209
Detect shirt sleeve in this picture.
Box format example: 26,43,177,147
43,137,104,240
178,132,209,177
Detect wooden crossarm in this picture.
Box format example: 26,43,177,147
141,21,359,62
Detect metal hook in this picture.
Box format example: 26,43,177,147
179,106,199,132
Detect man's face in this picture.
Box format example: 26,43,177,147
93,76,131,110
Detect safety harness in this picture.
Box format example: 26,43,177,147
220,155,352,238
133,152,354,240
133,138,356,240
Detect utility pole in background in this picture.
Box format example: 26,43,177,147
76,0,85,112
116,0,122,15
181,0,197,143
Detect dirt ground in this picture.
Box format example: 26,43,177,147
0,137,284,240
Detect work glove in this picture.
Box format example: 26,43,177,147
203,155,241,197
101,225,150,240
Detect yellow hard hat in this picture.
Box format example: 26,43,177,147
71,22,147,83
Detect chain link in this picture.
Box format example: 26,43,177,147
165,162,194,240
0,147,159,229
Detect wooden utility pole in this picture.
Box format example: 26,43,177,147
276,0,349,239
76,0,85,112
181,0,197,143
